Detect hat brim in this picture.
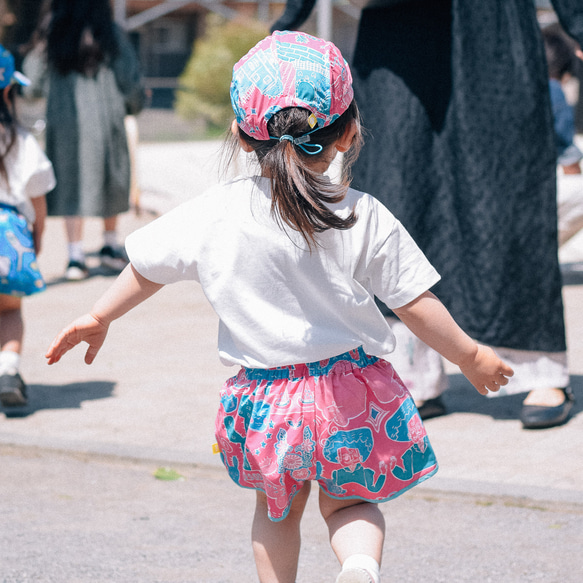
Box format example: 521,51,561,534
12,71,31,87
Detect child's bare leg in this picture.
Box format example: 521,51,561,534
0,295,26,405
252,481,311,583
0,295,23,354
319,490,385,582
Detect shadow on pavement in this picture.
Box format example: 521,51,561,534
1,381,115,418
44,267,124,287
440,373,583,421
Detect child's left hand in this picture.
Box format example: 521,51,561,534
458,344,514,396
46,313,109,365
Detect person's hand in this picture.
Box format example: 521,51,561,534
457,344,514,395
46,313,109,365
576,48,583,62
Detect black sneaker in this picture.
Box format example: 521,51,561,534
0,372,28,407
65,260,89,281
99,245,129,272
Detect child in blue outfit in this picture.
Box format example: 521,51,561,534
0,45,56,408
46,32,513,583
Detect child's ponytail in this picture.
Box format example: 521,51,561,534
236,101,363,249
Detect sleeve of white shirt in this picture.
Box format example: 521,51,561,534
357,197,441,309
24,133,56,199
126,195,209,285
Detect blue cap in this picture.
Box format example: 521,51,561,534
0,45,30,89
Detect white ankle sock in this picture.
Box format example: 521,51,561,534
0,350,20,375
103,231,118,249
67,241,85,263
341,555,381,583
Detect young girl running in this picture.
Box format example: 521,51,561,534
0,45,56,408
46,32,513,583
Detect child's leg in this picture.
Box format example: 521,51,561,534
252,481,311,583
0,295,27,406
0,295,23,355
319,490,385,583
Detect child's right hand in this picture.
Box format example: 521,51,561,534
458,344,514,395
46,313,109,365
46,265,164,366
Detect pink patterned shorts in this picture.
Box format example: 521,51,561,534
215,347,438,521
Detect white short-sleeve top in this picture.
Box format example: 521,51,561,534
0,128,56,222
126,175,440,368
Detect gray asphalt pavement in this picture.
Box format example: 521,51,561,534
1,139,582,582
2,444,581,583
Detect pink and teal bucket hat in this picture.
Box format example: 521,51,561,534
230,31,354,143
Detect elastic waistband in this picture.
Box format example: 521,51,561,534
0,202,18,213
242,347,379,381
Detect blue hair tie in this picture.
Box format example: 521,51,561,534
269,128,323,155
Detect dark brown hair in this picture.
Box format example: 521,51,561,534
47,0,118,76
226,100,363,249
0,85,18,189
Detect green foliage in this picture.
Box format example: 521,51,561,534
175,16,268,131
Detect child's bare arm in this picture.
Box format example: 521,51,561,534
31,195,47,253
393,291,514,395
46,264,164,365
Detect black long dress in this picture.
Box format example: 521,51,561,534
273,0,583,353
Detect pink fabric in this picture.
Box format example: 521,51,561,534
215,348,438,521
230,31,354,141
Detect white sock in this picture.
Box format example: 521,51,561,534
67,241,85,263
103,231,118,249
0,350,20,376
342,555,381,583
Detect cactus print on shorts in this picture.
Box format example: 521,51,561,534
215,346,438,521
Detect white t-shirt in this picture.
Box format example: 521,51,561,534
126,175,440,368
0,128,56,223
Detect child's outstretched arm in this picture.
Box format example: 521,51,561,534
31,195,47,254
46,264,164,365
393,291,514,395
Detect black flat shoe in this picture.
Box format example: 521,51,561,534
520,387,575,430
416,396,447,420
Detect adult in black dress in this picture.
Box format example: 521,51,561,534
272,0,583,428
